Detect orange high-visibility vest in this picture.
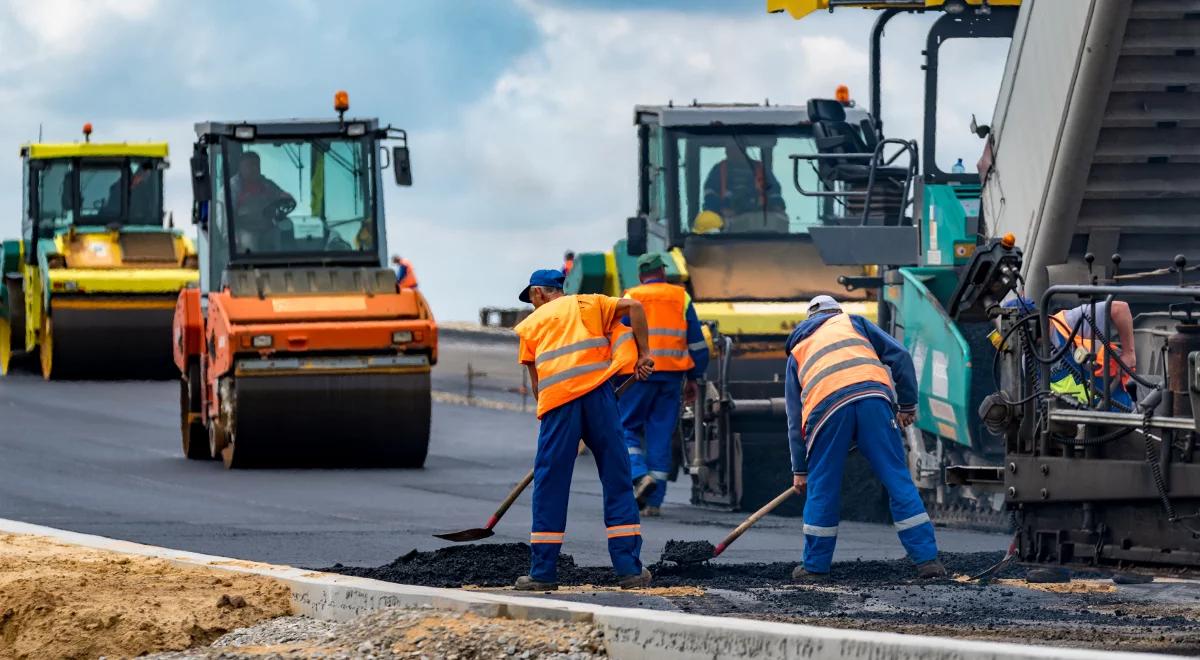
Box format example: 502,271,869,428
397,258,418,289
1050,310,1128,384
790,313,893,433
563,257,574,275
619,282,693,374
515,294,635,418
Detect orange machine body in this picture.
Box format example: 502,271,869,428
174,286,438,423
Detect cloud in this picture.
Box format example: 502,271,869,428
392,1,876,319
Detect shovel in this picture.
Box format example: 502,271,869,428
663,486,797,565
434,376,638,543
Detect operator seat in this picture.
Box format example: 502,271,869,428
807,98,908,226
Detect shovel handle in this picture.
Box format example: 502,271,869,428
485,441,590,531
713,487,795,557
615,376,636,398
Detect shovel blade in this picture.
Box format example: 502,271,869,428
433,528,496,543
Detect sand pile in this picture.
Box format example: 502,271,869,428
0,533,292,659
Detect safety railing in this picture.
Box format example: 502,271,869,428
789,137,919,228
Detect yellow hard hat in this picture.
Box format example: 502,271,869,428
693,210,724,233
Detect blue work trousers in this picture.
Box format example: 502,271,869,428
802,396,938,573
531,384,643,582
618,376,683,507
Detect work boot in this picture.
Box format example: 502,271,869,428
792,565,831,583
916,559,947,579
633,475,658,509
617,568,652,589
642,506,662,517
513,575,558,591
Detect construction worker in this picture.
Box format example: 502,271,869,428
562,250,575,276
512,268,656,591
618,253,709,516
392,255,418,289
701,143,788,233
1009,297,1136,410
785,295,944,581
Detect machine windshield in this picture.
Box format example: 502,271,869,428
35,158,163,234
674,129,821,236
224,137,376,258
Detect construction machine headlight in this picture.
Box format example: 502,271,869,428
345,123,366,137
182,254,199,269
251,334,273,348
46,254,67,269
233,125,256,140
392,330,413,344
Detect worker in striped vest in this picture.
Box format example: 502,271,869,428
785,295,944,581
618,253,710,516
513,268,655,591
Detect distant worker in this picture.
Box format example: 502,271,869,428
1035,298,1135,410
392,254,418,289
785,295,944,581
512,268,655,591
618,253,709,517
698,143,787,233
562,250,575,276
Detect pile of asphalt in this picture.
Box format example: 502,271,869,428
321,544,1200,654
321,542,1020,589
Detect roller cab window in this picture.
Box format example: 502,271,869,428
672,129,821,236
222,138,376,260
30,157,165,237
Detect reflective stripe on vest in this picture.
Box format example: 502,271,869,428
514,294,634,418
790,313,893,435
619,282,694,373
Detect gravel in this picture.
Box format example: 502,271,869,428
147,607,606,659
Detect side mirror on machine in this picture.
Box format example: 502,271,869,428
626,216,648,256
190,148,211,205
393,146,413,187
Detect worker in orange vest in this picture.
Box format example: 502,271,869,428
786,295,943,581
562,250,575,276
392,254,418,289
618,253,709,517
512,268,655,591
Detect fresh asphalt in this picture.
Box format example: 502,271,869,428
0,344,1006,569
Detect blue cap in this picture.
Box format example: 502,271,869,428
519,268,565,303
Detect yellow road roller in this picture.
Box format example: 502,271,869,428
0,125,199,378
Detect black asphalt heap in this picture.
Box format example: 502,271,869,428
323,544,1200,655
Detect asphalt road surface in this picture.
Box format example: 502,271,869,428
0,351,1005,570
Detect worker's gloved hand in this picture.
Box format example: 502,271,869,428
684,379,700,403
635,357,655,381
792,474,807,494
896,411,915,428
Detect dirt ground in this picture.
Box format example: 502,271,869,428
0,533,292,659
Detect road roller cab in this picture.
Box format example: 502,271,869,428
0,129,199,378
176,93,437,468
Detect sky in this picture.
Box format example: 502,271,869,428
0,0,1009,321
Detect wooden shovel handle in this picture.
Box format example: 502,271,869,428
486,441,589,531
713,487,796,557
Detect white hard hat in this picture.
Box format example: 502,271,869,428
808,295,842,316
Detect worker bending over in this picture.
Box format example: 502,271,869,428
512,268,655,591
618,253,709,516
1048,299,1136,410
785,295,944,581
392,255,418,289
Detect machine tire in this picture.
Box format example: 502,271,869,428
181,362,211,460
0,317,10,376
209,416,229,463
373,383,431,468
39,316,56,380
